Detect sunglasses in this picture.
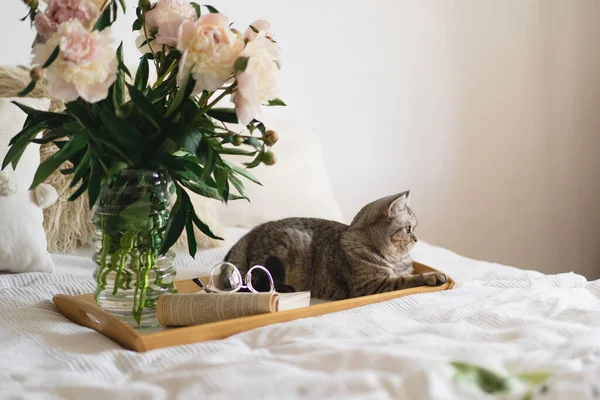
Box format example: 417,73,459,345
193,262,275,293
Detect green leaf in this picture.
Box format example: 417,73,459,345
190,2,201,17
113,71,126,111
97,107,143,152
228,173,249,201
249,25,259,34
219,147,257,156
514,371,552,385
11,101,45,119
87,161,102,209
214,158,227,193
8,108,72,149
89,134,135,164
148,78,173,103
165,76,196,117
93,4,112,31
65,101,92,126
204,5,219,13
245,136,262,149
200,145,215,181
59,167,75,175
207,108,238,124
173,126,203,154
185,218,197,257
70,151,91,188
126,83,161,130
3,123,52,169
111,0,118,22
121,199,154,230
132,18,143,31
117,0,126,12
17,80,36,97
116,42,131,77
223,160,261,185
189,206,223,241
234,56,250,74
42,46,60,68
30,134,87,189
267,98,287,107
255,122,267,135
245,152,263,168
214,158,230,203
159,185,188,255
68,179,88,201
107,161,129,178
134,55,149,91
160,151,205,181
451,362,510,394
180,179,223,201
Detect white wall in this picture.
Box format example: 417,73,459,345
3,1,600,277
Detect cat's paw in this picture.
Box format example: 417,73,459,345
422,272,447,286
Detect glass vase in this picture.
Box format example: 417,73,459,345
91,170,177,328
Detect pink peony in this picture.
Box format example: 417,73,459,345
232,37,280,126
177,13,244,94
34,0,100,42
244,19,271,42
32,20,117,103
143,0,196,49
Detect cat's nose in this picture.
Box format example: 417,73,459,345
411,234,418,243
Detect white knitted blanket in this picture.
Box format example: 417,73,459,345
1,228,599,399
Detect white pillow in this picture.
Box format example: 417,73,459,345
215,107,343,228
0,97,54,273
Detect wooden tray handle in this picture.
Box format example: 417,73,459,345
53,294,145,352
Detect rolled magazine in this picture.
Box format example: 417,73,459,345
157,291,311,327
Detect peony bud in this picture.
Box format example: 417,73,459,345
261,151,276,166
29,67,44,82
232,135,244,146
264,130,278,146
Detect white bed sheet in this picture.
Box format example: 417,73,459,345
1,228,599,399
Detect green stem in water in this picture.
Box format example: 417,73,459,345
137,252,153,319
94,232,112,300
112,232,136,295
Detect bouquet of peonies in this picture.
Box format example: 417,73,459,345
4,0,284,326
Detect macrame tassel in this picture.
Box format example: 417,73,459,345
0,170,19,196
34,183,59,209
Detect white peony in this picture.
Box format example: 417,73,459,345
176,13,244,94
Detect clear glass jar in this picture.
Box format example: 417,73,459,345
91,170,177,328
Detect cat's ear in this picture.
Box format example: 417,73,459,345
386,191,410,217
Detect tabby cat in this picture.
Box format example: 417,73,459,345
225,191,447,300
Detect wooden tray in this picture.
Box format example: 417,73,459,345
53,262,455,352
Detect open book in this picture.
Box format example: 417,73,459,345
156,291,311,327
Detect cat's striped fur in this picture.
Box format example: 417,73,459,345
225,192,447,300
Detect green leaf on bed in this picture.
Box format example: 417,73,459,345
451,362,510,394
514,371,552,385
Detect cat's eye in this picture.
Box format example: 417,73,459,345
406,227,412,234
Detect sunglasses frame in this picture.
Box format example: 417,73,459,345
193,262,275,294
